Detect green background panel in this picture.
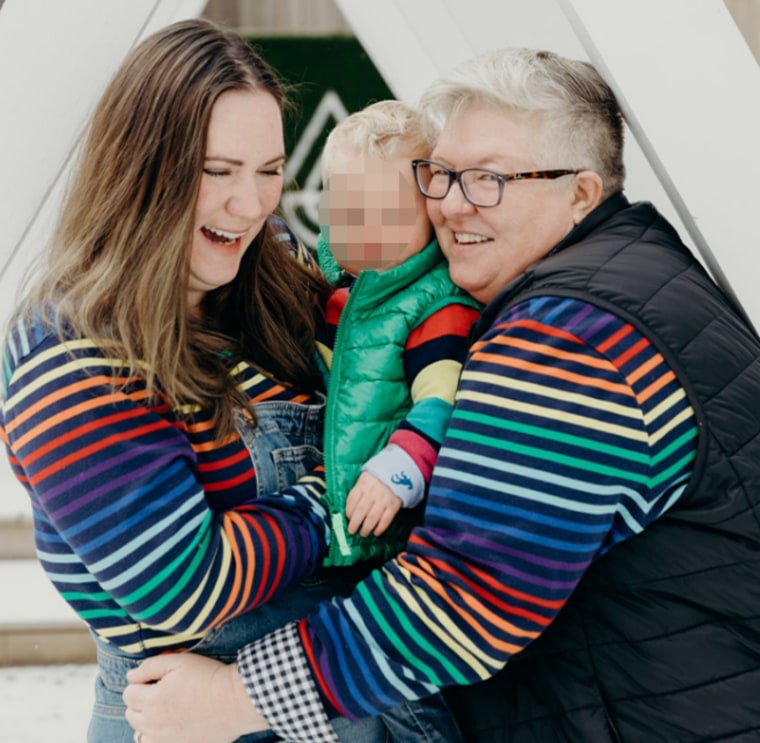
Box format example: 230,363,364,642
247,35,393,182
245,36,394,247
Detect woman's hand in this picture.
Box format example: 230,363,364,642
124,652,268,743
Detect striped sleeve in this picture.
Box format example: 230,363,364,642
236,296,698,735
0,323,329,653
388,302,480,481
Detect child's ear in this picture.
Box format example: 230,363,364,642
571,170,604,224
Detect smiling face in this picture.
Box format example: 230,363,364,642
188,88,285,312
427,102,588,304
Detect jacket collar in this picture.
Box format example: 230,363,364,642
547,191,629,258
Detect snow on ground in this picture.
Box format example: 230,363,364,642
0,663,97,742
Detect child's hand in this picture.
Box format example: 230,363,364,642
346,471,403,537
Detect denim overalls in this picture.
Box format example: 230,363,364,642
87,396,385,743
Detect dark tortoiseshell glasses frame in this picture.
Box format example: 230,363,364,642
412,159,581,208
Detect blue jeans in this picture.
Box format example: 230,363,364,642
381,694,463,743
234,398,324,499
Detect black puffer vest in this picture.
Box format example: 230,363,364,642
446,195,760,742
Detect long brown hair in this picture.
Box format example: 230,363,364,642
16,19,331,437
14,20,329,436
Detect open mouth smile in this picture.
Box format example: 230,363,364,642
201,225,247,246
454,232,491,245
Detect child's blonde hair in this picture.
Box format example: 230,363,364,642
321,100,434,180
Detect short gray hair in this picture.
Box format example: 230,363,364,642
419,48,625,198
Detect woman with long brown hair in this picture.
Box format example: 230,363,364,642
0,19,382,743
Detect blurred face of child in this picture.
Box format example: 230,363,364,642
319,152,432,273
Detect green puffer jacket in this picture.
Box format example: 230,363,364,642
317,235,479,566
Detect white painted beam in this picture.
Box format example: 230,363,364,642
560,0,760,331
333,0,695,284
333,0,449,103
0,0,206,321
0,0,206,519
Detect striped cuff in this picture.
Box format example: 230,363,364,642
237,622,338,743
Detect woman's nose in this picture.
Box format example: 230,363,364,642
227,179,263,219
439,179,477,218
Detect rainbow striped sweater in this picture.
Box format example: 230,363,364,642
241,294,699,726
0,316,330,656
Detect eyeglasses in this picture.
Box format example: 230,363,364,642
412,159,581,208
